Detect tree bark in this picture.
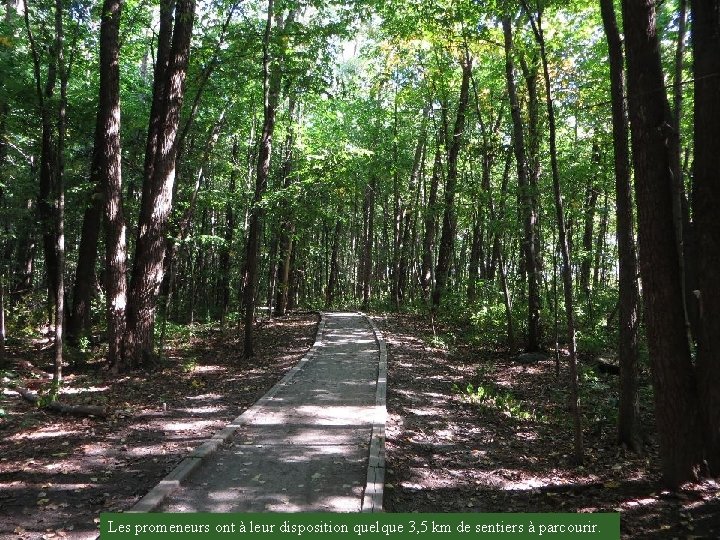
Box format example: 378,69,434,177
503,18,541,351
522,1,583,464
68,190,102,342
90,0,127,370
432,51,472,310
52,0,66,390
361,175,375,311
219,139,239,323
621,0,702,486
24,0,59,319
326,219,341,308
274,97,298,316
125,0,195,368
690,0,720,476
599,0,641,453
420,144,441,301
243,0,294,356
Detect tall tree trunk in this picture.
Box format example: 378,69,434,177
580,170,599,297
621,0,702,487
503,18,541,351
420,144,441,301
219,139,239,323
92,0,127,370
24,0,59,319
243,0,294,356
690,0,720,476
52,0,66,390
600,0,641,453
671,0,697,344
467,210,482,302
326,219,341,308
398,117,426,306
274,97,297,317
125,0,195,368
0,273,5,367
432,51,472,310
522,1,583,464
67,191,102,342
361,176,375,311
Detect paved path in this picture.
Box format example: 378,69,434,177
130,312,386,514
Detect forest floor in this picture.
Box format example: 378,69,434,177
2,310,719,539
380,313,720,539
0,313,319,538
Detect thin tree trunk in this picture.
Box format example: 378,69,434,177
274,97,297,316
398,116,426,306
243,0,294,356
580,176,598,296
432,51,472,310
420,144,441,301
0,273,5,367
522,1,583,464
219,139,239,323
600,0,641,453
326,219,341,308
361,176,375,311
24,0,59,320
52,0,66,391
503,18,541,351
671,0,696,345
621,0,702,487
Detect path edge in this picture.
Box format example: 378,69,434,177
126,312,327,513
361,313,387,513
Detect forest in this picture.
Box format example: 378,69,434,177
0,0,719,536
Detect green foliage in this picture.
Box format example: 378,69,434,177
454,380,537,421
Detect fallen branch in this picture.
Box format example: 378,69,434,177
15,387,108,418
17,359,53,379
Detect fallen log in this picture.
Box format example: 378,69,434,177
15,387,108,418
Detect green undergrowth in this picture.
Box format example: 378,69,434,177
453,379,540,421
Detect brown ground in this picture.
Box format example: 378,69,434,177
379,313,720,539
2,311,718,539
0,313,318,539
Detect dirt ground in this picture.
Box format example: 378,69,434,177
379,313,720,539
0,313,318,539
2,311,718,539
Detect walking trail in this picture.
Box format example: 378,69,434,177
129,312,386,514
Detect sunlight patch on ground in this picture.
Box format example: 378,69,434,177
407,407,445,417
13,427,81,440
190,366,227,374
60,386,109,395
176,406,226,415
163,420,218,431
249,405,375,426
187,393,224,401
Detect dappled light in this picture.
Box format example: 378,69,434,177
156,313,380,513
382,314,720,536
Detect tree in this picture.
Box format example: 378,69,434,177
124,0,196,368
690,0,720,476
243,0,295,357
502,17,541,352
432,50,472,310
621,0,702,486
521,0,583,464
93,0,126,370
599,0,641,453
